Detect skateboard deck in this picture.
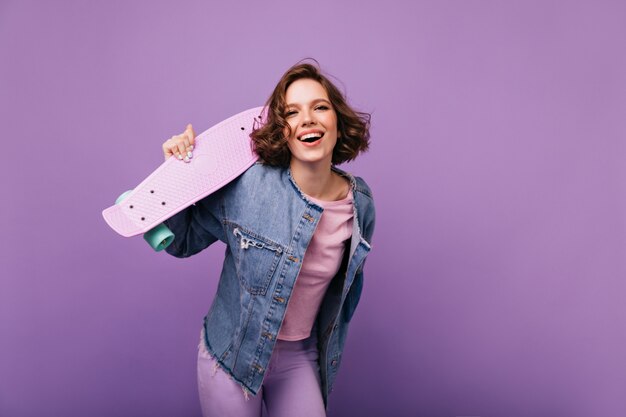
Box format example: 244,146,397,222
102,106,264,238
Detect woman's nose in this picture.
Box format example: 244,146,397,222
301,110,315,126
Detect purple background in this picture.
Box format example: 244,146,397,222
1,1,625,416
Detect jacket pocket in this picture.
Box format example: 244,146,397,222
226,222,284,295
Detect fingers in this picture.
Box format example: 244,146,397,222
162,139,176,161
162,124,196,163
176,138,189,161
185,124,196,148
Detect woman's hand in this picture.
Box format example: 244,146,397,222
162,124,196,162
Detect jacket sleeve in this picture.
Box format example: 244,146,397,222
163,191,226,258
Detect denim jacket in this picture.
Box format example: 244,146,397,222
163,162,375,408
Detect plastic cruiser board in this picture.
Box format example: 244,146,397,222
102,106,264,249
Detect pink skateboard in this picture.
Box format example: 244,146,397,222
102,106,264,250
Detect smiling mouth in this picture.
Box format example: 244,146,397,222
298,132,324,143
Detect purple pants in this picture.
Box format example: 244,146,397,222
197,331,326,417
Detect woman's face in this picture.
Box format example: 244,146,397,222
283,78,339,168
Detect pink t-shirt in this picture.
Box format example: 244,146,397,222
278,190,354,341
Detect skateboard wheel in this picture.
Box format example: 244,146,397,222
115,190,134,204
144,223,175,251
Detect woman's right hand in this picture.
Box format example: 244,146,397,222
162,124,196,162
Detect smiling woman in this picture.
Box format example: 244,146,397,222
160,60,376,417
284,80,340,174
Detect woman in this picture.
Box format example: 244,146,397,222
161,61,375,417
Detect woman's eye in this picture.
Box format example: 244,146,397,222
285,106,328,117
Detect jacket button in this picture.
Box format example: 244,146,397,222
331,360,337,367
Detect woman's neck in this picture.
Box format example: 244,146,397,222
290,159,349,201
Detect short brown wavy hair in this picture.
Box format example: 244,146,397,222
251,61,370,167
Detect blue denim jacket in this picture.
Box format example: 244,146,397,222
163,162,375,408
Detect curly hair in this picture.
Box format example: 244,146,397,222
251,60,371,167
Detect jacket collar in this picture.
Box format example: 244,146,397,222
286,165,357,206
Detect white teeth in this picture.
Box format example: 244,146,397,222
299,132,323,141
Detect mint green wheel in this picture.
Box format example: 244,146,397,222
143,223,175,251
115,189,134,204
